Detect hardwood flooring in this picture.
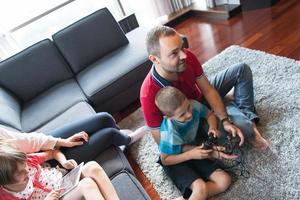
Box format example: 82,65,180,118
122,0,300,199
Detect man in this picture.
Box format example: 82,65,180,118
140,25,268,152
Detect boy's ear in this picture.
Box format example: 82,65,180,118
149,54,160,65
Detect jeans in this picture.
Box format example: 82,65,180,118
48,112,131,163
208,63,258,139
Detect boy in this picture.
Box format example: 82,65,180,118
155,86,236,200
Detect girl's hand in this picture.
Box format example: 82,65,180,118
45,188,64,200
61,159,77,169
57,131,89,148
208,129,220,138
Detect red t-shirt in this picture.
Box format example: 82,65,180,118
140,49,204,128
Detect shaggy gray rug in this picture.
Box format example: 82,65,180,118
118,46,300,200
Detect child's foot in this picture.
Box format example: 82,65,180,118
129,126,149,144
251,123,269,150
120,126,148,144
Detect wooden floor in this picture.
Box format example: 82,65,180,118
123,0,300,199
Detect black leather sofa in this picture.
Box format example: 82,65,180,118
0,7,150,200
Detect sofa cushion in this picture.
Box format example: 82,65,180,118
21,79,87,132
36,101,95,133
0,39,73,102
0,87,21,130
111,171,150,200
76,27,151,110
52,7,129,74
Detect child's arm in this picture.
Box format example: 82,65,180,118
160,145,212,166
206,111,220,138
52,149,77,169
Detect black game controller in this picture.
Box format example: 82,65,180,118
203,133,218,150
223,135,240,154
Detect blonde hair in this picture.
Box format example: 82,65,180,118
155,86,186,117
0,139,26,185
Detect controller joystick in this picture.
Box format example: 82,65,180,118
203,133,217,150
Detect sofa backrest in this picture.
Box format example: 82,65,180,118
52,7,129,74
0,87,21,130
0,39,73,102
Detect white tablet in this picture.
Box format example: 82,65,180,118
59,162,84,198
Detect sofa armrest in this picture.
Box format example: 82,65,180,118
94,146,135,177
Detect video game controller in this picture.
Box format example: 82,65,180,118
203,133,217,150
223,135,240,154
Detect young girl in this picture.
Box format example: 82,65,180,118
0,140,119,200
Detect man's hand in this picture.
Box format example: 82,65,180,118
187,144,213,160
61,159,77,169
208,129,220,138
56,131,89,148
210,145,238,160
223,121,244,146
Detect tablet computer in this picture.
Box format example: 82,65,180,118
59,162,84,197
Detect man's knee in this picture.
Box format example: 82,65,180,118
232,117,253,138
235,63,253,79
212,170,231,192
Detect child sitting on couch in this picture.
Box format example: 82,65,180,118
0,139,119,200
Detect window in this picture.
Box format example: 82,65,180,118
0,0,124,58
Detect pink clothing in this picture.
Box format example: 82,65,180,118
0,154,64,200
0,127,58,153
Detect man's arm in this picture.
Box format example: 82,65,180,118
196,76,244,145
151,129,160,144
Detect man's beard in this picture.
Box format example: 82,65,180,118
163,60,186,73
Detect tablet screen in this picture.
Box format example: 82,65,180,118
59,162,84,197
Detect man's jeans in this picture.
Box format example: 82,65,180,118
209,63,258,140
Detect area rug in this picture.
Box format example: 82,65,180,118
118,45,300,200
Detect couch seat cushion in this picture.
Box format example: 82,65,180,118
76,27,151,107
35,101,95,133
21,79,87,132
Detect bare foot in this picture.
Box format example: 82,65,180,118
224,87,235,101
251,123,269,150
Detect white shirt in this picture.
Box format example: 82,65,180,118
0,127,58,153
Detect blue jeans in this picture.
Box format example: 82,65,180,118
209,63,258,139
48,112,130,163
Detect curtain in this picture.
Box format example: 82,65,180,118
150,0,192,17
0,27,19,61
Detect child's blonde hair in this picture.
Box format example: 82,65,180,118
0,139,26,185
155,86,186,117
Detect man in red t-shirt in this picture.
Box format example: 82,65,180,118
140,26,268,150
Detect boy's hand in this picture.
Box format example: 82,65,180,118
45,188,64,200
188,144,213,160
57,131,89,148
61,159,77,169
208,129,220,138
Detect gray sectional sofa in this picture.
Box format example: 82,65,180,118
0,7,150,200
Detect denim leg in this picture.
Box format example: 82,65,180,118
209,63,259,122
226,102,254,139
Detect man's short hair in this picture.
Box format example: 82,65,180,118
146,26,176,57
155,86,186,117
0,140,26,185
